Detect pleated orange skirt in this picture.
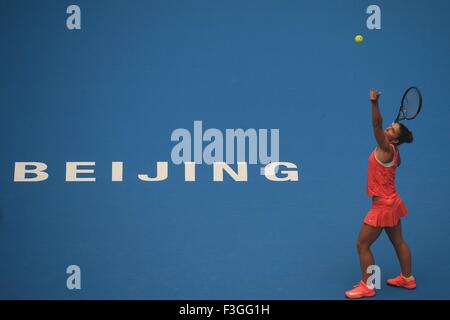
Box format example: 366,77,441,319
364,194,408,227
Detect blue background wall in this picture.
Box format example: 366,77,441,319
0,0,449,299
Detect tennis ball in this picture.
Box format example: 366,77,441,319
354,34,364,43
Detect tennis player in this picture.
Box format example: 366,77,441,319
345,89,416,299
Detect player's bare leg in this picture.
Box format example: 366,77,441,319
356,223,383,282
385,220,412,277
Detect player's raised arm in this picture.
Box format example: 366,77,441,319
370,88,391,152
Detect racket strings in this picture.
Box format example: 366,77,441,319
402,88,421,119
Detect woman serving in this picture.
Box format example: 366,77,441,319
345,89,416,299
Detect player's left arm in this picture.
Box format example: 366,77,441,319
370,89,394,162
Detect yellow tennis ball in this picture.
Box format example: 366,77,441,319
354,35,364,43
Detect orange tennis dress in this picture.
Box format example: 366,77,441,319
364,144,408,227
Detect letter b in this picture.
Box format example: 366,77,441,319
14,162,48,182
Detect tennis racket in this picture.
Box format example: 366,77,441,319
394,86,422,122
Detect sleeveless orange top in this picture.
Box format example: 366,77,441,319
366,144,399,197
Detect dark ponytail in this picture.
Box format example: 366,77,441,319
397,123,413,145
